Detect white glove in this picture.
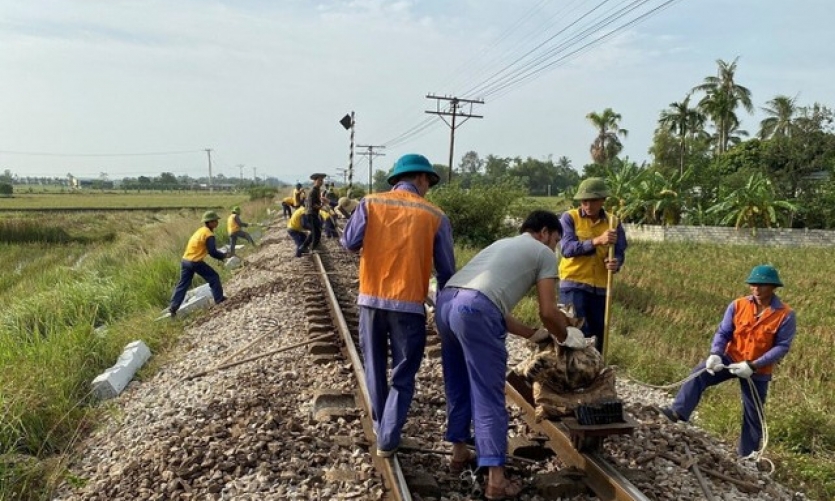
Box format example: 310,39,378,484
728,361,755,379
528,328,551,343
705,354,724,375
557,327,587,350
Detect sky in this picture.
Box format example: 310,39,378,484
1,0,833,185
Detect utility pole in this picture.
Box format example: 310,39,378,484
238,164,244,185
335,168,347,185
356,145,385,194
205,148,214,193
252,167,257,184
425,95,484,183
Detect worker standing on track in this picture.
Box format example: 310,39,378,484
168,211,228,318
292,183,305,209
558,177,627,353
341,153,456,458
227,206,256,257
298,173,326,255
660,265,796,459
435,210,581,500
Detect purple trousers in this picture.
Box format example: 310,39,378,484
359,307,427,452
436,287,508,467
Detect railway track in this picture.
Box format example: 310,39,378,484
302,239,649,500
53,218,802,501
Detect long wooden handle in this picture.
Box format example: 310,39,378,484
602,214,615,364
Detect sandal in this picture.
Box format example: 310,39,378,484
484,477,523,500
449,449,477,474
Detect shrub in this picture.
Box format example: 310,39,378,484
247,186,277,201
336,186,366,199
0,183,12,196
427,178,526,247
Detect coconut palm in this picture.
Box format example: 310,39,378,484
758,95,798,139
587,108,628,164
693,58,754,154
658,94,705,176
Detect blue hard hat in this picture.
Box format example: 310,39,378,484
387,154,440,187
745,265,783,287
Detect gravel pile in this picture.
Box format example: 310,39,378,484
53,218,804,500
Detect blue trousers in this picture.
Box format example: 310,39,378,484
359,307,427,451
281,202,293,218
301,214,322,252
559,288,606,353
288,229,307,257
169,260,224,313
671,354,770,457
323,219,338,238
229,230,255,256
436,288,508,467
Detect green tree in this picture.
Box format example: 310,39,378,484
372,169,389,193
658,94,705,176
427,178,526,247
586,108,628,164
706,172,796,233
0,182,12,196
758,95,798,139
459,150,484,175
693,58,754,154
484,155,510,179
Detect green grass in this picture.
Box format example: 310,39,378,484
0,202,265,500
0,191,246,210
487,240,834,500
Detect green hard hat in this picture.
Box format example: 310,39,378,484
387,154,440,187
202,210,221,223
232,206,241,214
745,265,783,287
574,178,610,200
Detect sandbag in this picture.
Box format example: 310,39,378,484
532,368,617,421
515,337,617,421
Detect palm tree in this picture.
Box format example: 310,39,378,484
693,58,754,154
658,94,705,176
758,95,798,139
586,108,628,164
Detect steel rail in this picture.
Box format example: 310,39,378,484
505,378,649,501
311,252,412,501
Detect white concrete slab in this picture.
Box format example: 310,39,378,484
91,340,152,400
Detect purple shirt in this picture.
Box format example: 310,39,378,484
559,208,627,294
341,182,456,314
710,294,796,379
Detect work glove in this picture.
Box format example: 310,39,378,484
557,327,587,349
528,328,551,344
705,354,724,375
728,361,756,379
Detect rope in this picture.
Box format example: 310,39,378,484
625,367,774,474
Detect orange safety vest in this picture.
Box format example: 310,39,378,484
358,190,443,306
724,297,793,375
182,226,214,262
227,214,240,234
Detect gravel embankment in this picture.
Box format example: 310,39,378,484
53,218,803,501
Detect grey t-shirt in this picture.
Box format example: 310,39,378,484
445,233,558,315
